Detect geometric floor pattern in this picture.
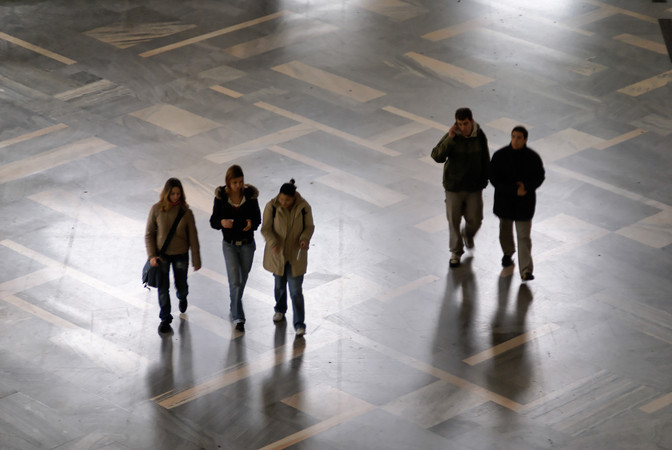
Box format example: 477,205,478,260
1,0,672,448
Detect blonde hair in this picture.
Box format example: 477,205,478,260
159,178,188,211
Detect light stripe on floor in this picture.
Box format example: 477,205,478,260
422,18,485,41
463,323,561,366
272,60,385,102
376,275,439,302
256,102,400,156
205,123,315,164
592,128,646,150
382,106,451,132
0,240,150,311
0,137,115,184
617,69,672,97
225,21,338,59
0,124,68,150
269,145,407,207
2,294,148,373
209,85,243,98
0,32,76,65
259,404,377,450
640,392,672,414
28,189,144,238
405,52,494,88
139,11,291,57
153,332,339,409
614,34,668,54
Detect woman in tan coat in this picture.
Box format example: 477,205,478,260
261,179,314,337
145,178,201,334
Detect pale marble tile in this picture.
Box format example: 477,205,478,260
139,11,291,57
614,34,668,55
0,268,61,297
382,380,488,429
414,214,446,234
382,106,451,132
422,18,485,41
463,323,561,366
210,85,243,98
50,328,149,373
305,273,385,313
0,123,68,149
405,52,494,88
478,28,608,76
28,189,144,238
563,5,618,28
0,240,150,311
486,117,531,134
272,60,385,103
616,210,672,249
530,128,605,162
84,22,197,49
369,121,431,145
593,129,646,150
534,213,610,261
129,104,221,137
630,113,672,136
205,123,315,165
316,171,407,207
0,31,76,65
347,0,427,22
618,69,672,97
268,145,407,207
54,79,133,104
282,384,374,420
376,275,440,302
225,21,339,59
640,392,672,414
257,102,400,156
0,137,115,184
581,0,658,24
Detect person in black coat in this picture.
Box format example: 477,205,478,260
210,165,261,332
489,126,545,281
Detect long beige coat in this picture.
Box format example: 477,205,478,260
261,193,314,277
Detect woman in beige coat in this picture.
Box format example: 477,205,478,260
146,178,201,334
261,179,314,337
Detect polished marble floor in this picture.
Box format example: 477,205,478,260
1,0,672,449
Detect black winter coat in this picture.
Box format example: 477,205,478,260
490,145,545,221
209,185,261,242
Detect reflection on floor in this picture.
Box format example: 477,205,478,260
1,0,672,448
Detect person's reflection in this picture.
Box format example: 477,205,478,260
177,318,195,389
434,257,477,363
487,282,534,409
262,322,305,412
146,333,174,398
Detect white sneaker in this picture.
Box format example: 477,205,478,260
273,312,285,322
295,327,306,337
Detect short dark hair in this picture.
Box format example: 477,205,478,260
512,126,528,140
455,107,473,121
279,178,297,196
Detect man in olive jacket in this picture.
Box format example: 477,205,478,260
490,126,545,281
431,107,490,268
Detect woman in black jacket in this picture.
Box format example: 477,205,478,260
210,165,261,332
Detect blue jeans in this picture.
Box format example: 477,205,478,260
157,253,189,323
222,240,255,324
274,262,305,330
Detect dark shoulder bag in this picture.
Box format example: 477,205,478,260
142,208,185,288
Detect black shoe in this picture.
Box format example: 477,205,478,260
235,322,245,332
449,253,461,268
158,321,172,333
502,255,513,267
521,272,535,281
179,300,188,313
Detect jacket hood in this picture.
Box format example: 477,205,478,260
215,184,259,201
